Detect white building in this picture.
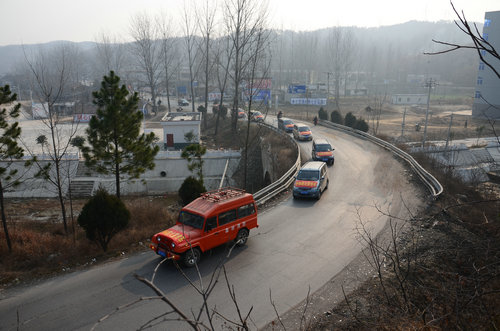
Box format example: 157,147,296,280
160,112,201,150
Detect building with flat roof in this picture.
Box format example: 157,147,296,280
473,10,500,119
160,112,201,150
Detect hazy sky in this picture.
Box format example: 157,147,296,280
0,0,498,46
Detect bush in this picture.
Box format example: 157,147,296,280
318,107,328,120
330,110,343,124
354,118,369,132
344,112,357,128
77,187,130,252
179,176,206,206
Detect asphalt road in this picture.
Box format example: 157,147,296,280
0,121,424,330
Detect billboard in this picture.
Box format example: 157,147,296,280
244,88,271,103
288,84,306,94
208,92,221,102
290,98,327,106
177,86,187,95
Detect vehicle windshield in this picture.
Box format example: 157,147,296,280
299,126,310,132
297,170,319,181
316,144,331,152
178,211,205,229
284,120,293,125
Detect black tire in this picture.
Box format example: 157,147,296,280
325,179,329,190
235,228,249,247
182,247,201,267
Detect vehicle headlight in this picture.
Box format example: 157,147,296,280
171,242,175,248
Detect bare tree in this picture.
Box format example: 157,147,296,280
326,27,355,111
212,34,234,137
129,12,162,116
242,26,272,190
196,0,218,128
223,0,269,132
23,44,81,235
157,13,179,113
94,32,126,78
182,1,201,113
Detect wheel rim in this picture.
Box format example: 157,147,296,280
185,249,199,266
237,229,249,245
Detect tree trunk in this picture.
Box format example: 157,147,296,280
0,180,12,253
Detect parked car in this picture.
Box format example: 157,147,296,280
311,138,335,165
278,117,294,133
178,99,189,106
292,123,312,141
150,188,259,267
293,161,329,199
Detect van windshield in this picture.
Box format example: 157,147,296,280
315,144,331,152
178,211,204,229
299,126,310,132
297,170,319,181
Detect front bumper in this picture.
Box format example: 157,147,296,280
150,243,181,260
313,156,334,164
297,134,312,141
293,187,320,198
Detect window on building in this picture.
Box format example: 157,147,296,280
475,91,481,99
485,19,491,27
479,62,485,70
477,77,483,85
480,50,487,57
483,33,489,41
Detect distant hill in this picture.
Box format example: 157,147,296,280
0,21,479,86
0,41,96,76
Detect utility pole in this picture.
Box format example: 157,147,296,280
324,72,332,103
445,113,454,150
401,107,406,139
422,78,437,148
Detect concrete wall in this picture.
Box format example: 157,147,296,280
3,150,241,198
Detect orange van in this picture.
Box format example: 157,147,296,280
150,187,258,267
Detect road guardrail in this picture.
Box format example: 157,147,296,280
318,119,443,198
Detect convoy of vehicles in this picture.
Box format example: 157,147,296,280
150,188,258,267
293,161,329,199
150,114,336,265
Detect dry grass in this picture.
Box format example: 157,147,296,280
0,195,179,288
308,152,500,330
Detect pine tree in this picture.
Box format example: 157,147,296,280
79,71,159,198
0,85,25,252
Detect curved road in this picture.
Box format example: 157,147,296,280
0,122,425,330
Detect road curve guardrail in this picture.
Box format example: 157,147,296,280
253,122,301,206
318,119,443,198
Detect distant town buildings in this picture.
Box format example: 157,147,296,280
473,10,500,119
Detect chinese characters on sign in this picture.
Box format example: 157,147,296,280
290,98,327,106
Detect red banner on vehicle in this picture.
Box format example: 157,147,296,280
294,180,317,188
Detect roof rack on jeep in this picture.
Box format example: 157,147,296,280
201,187,246,202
